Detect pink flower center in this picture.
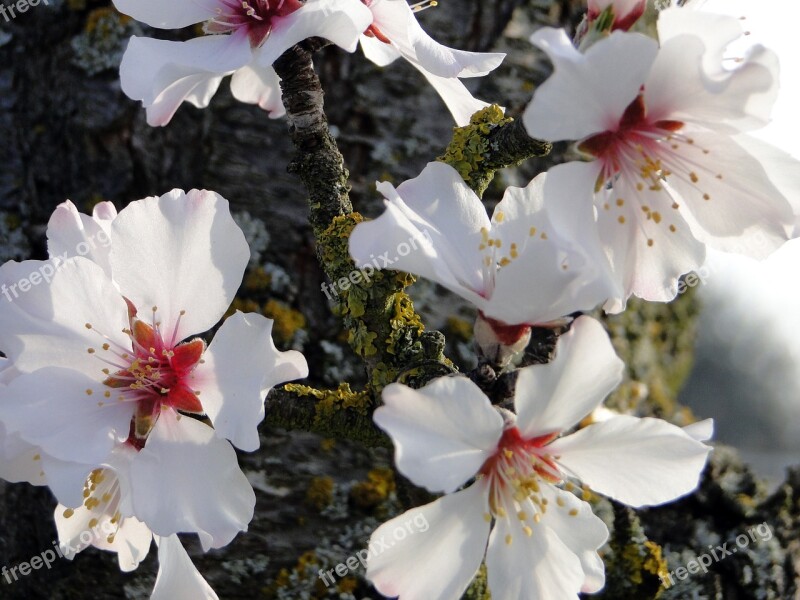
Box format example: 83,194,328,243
85,303,205,449
576,92,723,248
578,93,686,188
479,426,561,518
205,0,303,48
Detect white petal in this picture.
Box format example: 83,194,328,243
349,162,490,303
129,411,255,551
367,482,491,600
683,418,714,443
41,455,93,508
112,0,217,28
644,31,778,132
538,162,626,311
92,201,118,225
46,200,115,279
656,7,779,127
152,535,219,600
191,311,308,452
230,64,286,117
360,34,402,67
549,415,711,507
540,485,609,593
255,0,373,67
416,66,491,126
664,132,792,257
111,518,154,572
486,175,615,324
485,495,585,600
524,28,657,141
0,422,47,486
110,189,250,340
0,257,130,377
368,0,503,78
120,35,249,126
593,166,707,304
144,74,225,127
0,367,133,465
55,480,153,572
514,316,623,439
375,378,503,494
733,134,800,238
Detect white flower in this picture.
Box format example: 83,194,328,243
523,7,797,311
348,162,614,360
359,0,505,125
54,455,219,599
0,190,308,550
113,0,373,125
366,317,712,599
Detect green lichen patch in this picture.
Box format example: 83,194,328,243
438,105,512,196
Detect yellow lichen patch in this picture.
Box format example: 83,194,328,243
84,7,131,33
350,467,396,509
320,438,336,453
263,299,307,345
437,105,512,191
338,577,358,594
446,316,473,341
244,267,272,291
305,476,335,511
285,382,373,429
643,541,670,585
225,298,260,319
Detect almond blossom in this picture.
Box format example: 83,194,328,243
0,190,308,550
366,317,712,599
113,0,372,125
523,7,797,310
359,0,505,125
348,162,614,362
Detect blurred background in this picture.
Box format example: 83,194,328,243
680,0,800,487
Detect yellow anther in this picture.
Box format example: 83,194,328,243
63,508,74,518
